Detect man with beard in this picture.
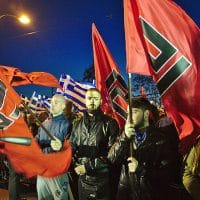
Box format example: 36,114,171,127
68,88,119,200
108,97,176,200
51,88,120,199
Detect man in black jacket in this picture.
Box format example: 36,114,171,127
51,88,120,199
69,88,119,200
70,88,119,200
108,97,176,200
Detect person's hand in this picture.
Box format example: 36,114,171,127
74,165,86,175
50,136,62,151
125,121,135,138
127,157,138,173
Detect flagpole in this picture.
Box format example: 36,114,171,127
128,73,134,155
128,72,137,200
21,101,55,140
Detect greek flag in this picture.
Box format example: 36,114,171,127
21,92,50,113
29,92,50,112
56,74,95,112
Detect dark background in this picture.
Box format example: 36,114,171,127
0,0,199,97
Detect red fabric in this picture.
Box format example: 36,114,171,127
0,67,72,177
92,24,128,129
0,65,62,90
124,0,200,154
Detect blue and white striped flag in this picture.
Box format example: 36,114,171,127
21,91,51,113
27,92,50,113
56,74,95,112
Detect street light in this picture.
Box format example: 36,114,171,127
0,14,31,25
18,15,31,25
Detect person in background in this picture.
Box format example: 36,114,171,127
62,99,81,200
7,159,20,200
35,94,70,200
38,110,49,121
26,111,49,137
182,138,200,200
52,88,120,200
7,105,27,200
63,99,78,136
156,108,182,185
108,97,177,200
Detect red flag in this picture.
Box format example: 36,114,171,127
0,65,62,90
124,0,200,154
92,23,128,129
0,67,71,178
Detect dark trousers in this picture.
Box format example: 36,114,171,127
8,161,20,200
78,174,110,200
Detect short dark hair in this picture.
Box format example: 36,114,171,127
131,97,151,110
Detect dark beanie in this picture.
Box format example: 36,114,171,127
131,96,151,110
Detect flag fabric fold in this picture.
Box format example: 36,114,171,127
124,0,200,154
0,66,72,177
56,73,95,112
92,23,128,129
0,65,62,90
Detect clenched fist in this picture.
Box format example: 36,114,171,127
127,157,138,173
50,136,62,151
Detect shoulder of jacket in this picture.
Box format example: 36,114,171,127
102,114,116,123
148,127,167,143
42,118,51,126
72,116,83,125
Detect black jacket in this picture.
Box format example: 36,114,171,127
108,126,175,200
70,110,119,175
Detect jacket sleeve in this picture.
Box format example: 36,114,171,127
182,144,200,200
69,121,78,154
85,119,120,173
35,125,51,149
145,132,178,184
107,132,130,164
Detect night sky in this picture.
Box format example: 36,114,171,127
0,0,199,97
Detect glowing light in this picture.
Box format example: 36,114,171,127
17,15,31,25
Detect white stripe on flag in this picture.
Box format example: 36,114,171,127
57,74,95,111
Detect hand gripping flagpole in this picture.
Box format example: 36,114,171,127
128,73,137,200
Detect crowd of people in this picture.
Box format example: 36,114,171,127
2,88,199,200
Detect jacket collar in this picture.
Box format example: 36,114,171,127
84,109,104,122
52,114,65,121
